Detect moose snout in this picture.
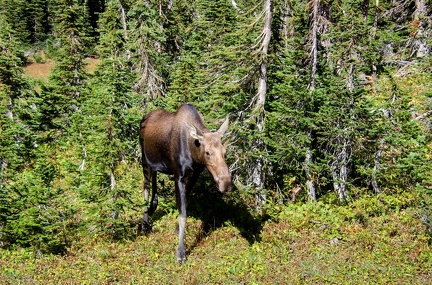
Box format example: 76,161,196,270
208,164,232,193
217,175,233,193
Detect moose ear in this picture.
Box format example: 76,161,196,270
188,124,204,141
218,116,229,136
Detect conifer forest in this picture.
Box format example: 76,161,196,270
1,0,431,283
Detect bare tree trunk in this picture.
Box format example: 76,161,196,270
231,0,240,11
248,0,272,209
110,166,119,220
414,110,432,121
329,61,356,203
308,0,319,91
414,0,429,57
371,139,384,193
330,136,350,202
119,1,131,60
347,63,355,92
79,147,86,170
304,147,316,201
304,0,321,201
256,0,272,110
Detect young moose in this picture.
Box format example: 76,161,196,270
139,104,232,263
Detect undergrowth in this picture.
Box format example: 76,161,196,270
1,192,431,284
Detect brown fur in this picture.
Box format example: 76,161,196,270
139,104,232,263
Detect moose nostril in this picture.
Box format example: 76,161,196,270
219,179,232,193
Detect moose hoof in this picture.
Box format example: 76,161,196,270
138,221,152,234
175,249,186,264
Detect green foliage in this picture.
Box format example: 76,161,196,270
1,198,431,283
127,0,169,98
417,183,432,238
37,0,92,136
166,0,256,116
1,0,431,260
66,1,143,238
0,18,49,250
0,0,31,45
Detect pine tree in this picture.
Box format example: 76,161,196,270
0,17,74,253
39,0,92,135
0,0,31,44
0,0,51,45
71,0,140,236
0,18,33,231
128,0,168,98
28,0,50,44
167,0,252,116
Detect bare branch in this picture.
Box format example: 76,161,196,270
414,110,432,120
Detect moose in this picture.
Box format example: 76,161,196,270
139,104,232,263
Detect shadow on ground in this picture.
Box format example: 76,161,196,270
136,172,266,254
187,177,264,245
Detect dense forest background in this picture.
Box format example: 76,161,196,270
0,0,431,254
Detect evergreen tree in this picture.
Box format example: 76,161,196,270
266,0,317,202
167,0,253,116
0,0,50,45
39,0,92,135
359,69,430,192
71,0,140,236
166,1,271,206
247,0,273,208
0,17,34,228
0,0,31,44
28,0,50,44
0,17,74,253
128,0,169,98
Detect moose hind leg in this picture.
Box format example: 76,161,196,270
148,171,158,216
141,166,153,233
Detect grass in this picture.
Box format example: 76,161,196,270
1,193,431,284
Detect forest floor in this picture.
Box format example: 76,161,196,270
1,193,431,284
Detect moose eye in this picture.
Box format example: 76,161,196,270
205,151,211,157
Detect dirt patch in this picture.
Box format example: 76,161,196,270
85,57,100,74
24,61,54,82
24,58,100,81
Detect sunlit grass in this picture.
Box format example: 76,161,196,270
1,194,431,284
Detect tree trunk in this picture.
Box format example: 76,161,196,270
304,147,316,201
304,0,321,201
110,166,119,220
248,0,272,209
414,0,429,57
119,1,131,60
308,0,319,91
371,139,384,194
330,63,355,203
330,136,349,202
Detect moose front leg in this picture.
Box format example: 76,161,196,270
175,177,188,264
